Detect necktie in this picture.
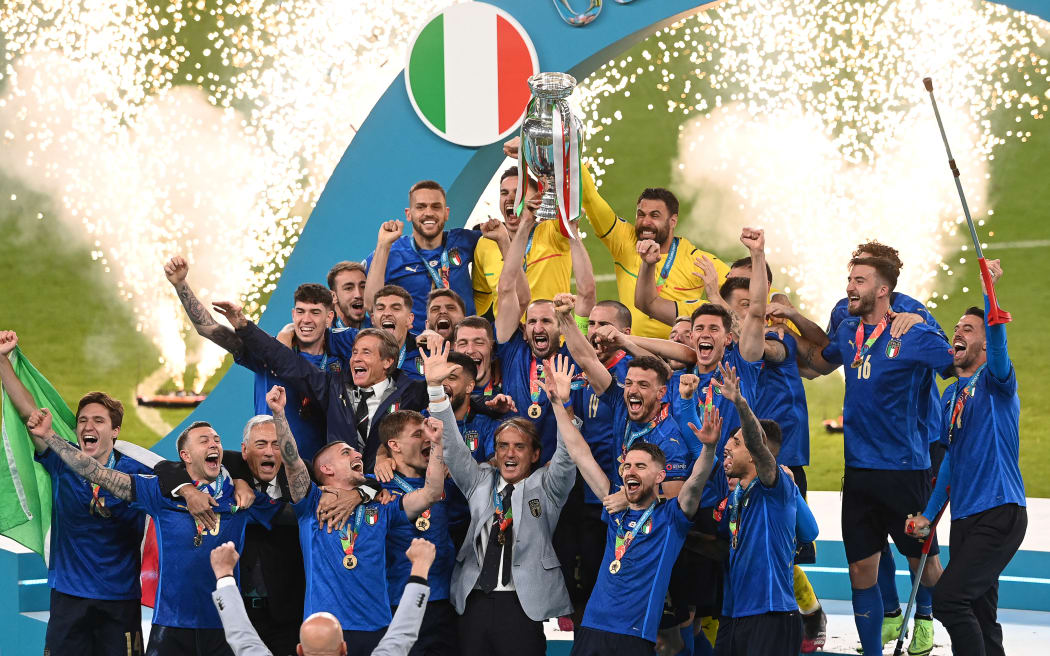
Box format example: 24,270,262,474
355,388,374,444
478,483,514,592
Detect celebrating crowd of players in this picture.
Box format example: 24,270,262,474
0,137,1027,656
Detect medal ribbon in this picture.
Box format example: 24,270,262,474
411,238,450,290
728,478,758,550
190,466,229,544
621,403,670,455
392,473,432,521
851,314,889,368
655,237,680,293
397,344,406,369
604,350,627,370
88,450,117,516
338,505,366,557
613,501,658,562
492,484,513,535
949,364,986,439
528,357,545,404
552,102,582,239
522,227,535,273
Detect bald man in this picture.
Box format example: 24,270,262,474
210,539,436,656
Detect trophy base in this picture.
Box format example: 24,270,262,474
535,186,561,222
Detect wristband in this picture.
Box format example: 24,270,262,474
562,399,573,409
427,385,446,400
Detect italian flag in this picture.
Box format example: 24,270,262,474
406,3,537,147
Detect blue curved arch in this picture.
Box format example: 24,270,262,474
158,0,1050,453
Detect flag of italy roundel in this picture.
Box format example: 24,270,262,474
406,3,539,147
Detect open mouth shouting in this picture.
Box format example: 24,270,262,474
350,460,364,474
623,474,642,498
379,316,397,331
351,363,370,385
204,449,221,474
530,331,550,355
500,456,523,479
695,337,716,363
257,456,277,478
626,394,645,417
350,298,365,313
435,316,452,333
421,442,432,460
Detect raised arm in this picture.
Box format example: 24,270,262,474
627,335,697,365
570,232,597,318
981,259,1010,380
736,228,769,362
401,416,446,521
164,256,244,356
553,294,611,394
794,335,839,376
264,386,311,503
494,212,536,343
634,239,678,324
423,341,482,492
766,301,830,350
580,163,618,244
26,408,132,500
373,539,435,656
0,332,41,426
545,355,611,500
673,374,703,461
363,220,403,314
676,404,721,518
694,254,730,311
715,363,778,487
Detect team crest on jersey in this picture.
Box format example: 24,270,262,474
390,402,400,412
464,430,480,452
328,361,342,373
449,248,462,267
415,356,425,373
529,498,541,517
640,519,653,534
365,507,378,526
886,337,902,359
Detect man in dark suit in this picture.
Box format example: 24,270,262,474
214,300,429,472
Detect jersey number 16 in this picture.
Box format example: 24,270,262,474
856,355,872,380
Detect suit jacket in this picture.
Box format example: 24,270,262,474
212,579,431,656
431,402,575,621
236,321,429,471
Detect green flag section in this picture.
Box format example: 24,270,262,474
406,2,537,147
0,347,76,556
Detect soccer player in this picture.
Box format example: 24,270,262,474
452,316,502,397
667,316,694,371
377,410,461,655
425,343,577,656
797,256,954,656
425,288,466,342
472,165,573,318
0,332,153,656
327,260,368,330
363,180,483,334
267,385,445,656
543,352,718,655
24,406,278,656
713,363,811,656
908,260,1026,656
165,255,339,460
579,161,729,338
492,206,575,462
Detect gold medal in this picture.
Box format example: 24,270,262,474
527,403,542,418
609,559,621,574
343,554,358,570
497,531,506,545
193,533,203,547
415,516,430,531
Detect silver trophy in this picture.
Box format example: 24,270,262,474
520,72,583,223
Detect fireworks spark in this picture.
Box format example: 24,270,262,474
0,0,461,390
577,0,1049,322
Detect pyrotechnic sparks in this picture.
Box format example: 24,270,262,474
577,0,1049,322
0,0,461,391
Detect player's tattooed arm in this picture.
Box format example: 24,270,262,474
795,337,837,376
715,364,778,487
164,256,244,357
265,386,311,503
27,409,133,500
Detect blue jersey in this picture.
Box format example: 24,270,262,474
293,483,409,630
495,328,573,464
823,319,953,469
572,353,633,504
582,499,692,642
939,367,1025,518
601,382,690,482
36,449,151,600
667,346,761,454
723,471,798,618
238,347,345,462
381,476,456,604
364,229,482,334
131,474,279,628
828,292,944,446
753,332,809,467
457,410,507,464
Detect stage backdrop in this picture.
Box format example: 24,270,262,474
153,0,1050,455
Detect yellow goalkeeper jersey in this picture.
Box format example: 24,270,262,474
582,165,730,338
472,218,572,317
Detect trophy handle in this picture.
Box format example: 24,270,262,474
552,0,602,27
